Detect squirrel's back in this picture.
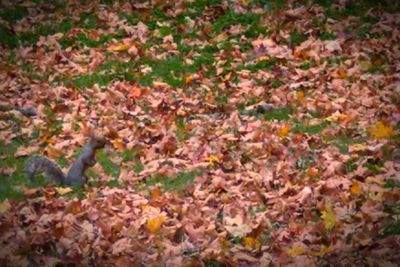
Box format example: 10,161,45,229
26,156,66,184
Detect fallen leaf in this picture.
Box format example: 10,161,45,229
321,205,336,231
14,146,38,157
285,245,306,256
147,215,167,233
207,155,220,165
367,121,393,139
243,237,261,250
129,86,142,98
312,244,333,256
107,43,128,52
0,199,11,214
55,187,73,195
326,113,348,122
277,124,290,138
351,181,361,196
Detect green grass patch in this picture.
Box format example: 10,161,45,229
144,171,202,193
330,134,364,154
0,140,48,201
212,11,261,34
263,106,290,121
97,150,120,178
237,57,276,72
292,121,329,135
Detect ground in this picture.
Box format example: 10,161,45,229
0,0,400,266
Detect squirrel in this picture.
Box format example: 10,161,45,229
26,136,106,186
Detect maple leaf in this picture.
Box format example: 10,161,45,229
285,245,306,256
321,205,336,231
146,215,167,233
325,113,348,122
207,155,220,165
107,43,129,52
55,187,73,195
277,124,290,138
243,237,261,250
367,121,393,139
350,181,361,196
312,245,333,256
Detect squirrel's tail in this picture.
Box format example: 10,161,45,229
26,156,66,184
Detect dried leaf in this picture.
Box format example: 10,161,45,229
312,245,333,256
147,215,167,233
326,113,348,122
243,237,261,250
0,199,11,214
107,43,128,52
321,205,336,231
351,181,361,196
278,124,290,138
285,245,306,256
207,155,220,165
367,121,393,139
55,187,73,195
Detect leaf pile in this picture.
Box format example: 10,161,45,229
1,0,400,266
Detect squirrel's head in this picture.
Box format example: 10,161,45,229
89,133,107,148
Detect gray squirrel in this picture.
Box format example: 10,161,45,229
26,136,106,186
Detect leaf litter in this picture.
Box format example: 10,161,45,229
0,0,400,266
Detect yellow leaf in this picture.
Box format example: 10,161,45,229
325,113,348,122
278,124,291,138
212,32,228,44
367,121,393,139
55,187,73,195
146,215,167,233
349,144,367,152
312,245,333,256
107,43,128,52
351,181,361,196
111,138,126,151
285,245,306,256
243,237,261,250
207,155,220,165
0,199,11,214
184,75,194,85
321,205,336,231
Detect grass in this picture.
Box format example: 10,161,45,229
0,140,48,201
143,171,202,193
97,150,121,178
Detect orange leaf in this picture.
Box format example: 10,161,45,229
146,215,167,233
367,121,393,139
107,43,128,52
351,181,361,196
337,67,347,79
111,138,126,151
47,145,63,158
150,188,162,199
130,86,142,98
278,124,291,138
207,155,220,165
243,237,261,250
296,91,305,104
